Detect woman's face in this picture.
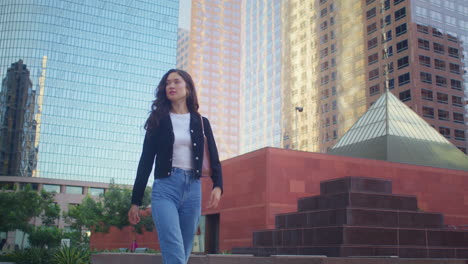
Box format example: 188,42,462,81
165,72,188,103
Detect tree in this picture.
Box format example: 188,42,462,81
40,192,61,226
64,195,103,233
0,185,45,233
64,184,153,234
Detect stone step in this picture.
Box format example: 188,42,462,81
252,226,468,248
233,245,468,258
297,192,418,212
320,176,392,195
275,208,443,229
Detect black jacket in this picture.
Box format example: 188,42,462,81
131,112,223,206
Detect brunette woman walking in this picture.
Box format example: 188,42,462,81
128,69,223,264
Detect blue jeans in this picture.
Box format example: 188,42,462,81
151,167,201,264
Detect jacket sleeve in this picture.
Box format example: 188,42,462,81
203,117,223,194
131,131,157,206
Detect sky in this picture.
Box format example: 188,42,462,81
179,0,191,30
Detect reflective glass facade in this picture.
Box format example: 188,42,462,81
0,0,179,184
189,0,241,160
241,1,283,154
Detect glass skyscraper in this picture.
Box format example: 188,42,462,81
0,0,179,184
241,1,283,154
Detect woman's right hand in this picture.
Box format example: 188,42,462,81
128,204,141,225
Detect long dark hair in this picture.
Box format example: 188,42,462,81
144,69,199,133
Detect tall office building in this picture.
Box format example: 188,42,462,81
285,0,467,154
0,60,38,176
177,28,190,71
241,1,284,154
0,1,179,184
188,0,241,160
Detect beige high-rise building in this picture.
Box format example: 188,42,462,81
186,0,241,160
284,0,467,154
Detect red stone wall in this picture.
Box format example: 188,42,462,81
91,147,468,252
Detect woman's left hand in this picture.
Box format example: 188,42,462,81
207,187,222,209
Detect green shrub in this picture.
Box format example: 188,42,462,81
28,226,63,248
52,246,90,264
12,247,53,264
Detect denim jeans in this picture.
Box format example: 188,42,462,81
151,167,201,264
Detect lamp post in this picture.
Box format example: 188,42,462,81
295,106,303,149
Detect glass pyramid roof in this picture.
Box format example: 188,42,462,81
330,91,468,171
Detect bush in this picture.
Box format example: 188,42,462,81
53,246,90,264
12,247,53,264
28,226,63,248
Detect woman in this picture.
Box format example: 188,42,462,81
128,69,223,264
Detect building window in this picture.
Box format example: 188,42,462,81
396,39,408,53
418,38,430,50
449,63,460,74
370,84,380,96
383,0,390,10
453,112,464,124
417,24,429,34
331,58,336,67
435,76,447,87
423,106,434,118
432,28,443,38
398,56,409,69
438,109,450,121
399,90,411,102
368,37,378,49
367,22,377,34
320,21,328,31
369,68,379,80
321,75,330,85
382,15,391,27
385,78,395,90
398,72,410,86
447,34,458,43
331,44,336,53
395,23,407,36
421,89,433,101
420,72,432,84
329,3,335,12
382,46,393,58
43,184,61,193
394,0,404,5
320,34,328,44
366,0,376,5
332,86,337,95
451,79,462,90
434,59,446,70
320,47,329,58
332,115,337,124
454,130,466,141
321,8,328,17
449,47,460,58
367,7,376,19
66,186,84,195
418,55,430,67
395,7,406,21
384,62,394,74
330,17,335,25
321,61,329,71
332,100,337,110
433,43,444,54
382,30,392,42
320,0,328,5
333,130,338,139
331,71,337,80
452,96,463,107
436,92,448,104
439,127,450,138
89,187,105,196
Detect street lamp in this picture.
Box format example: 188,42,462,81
295,106,303,149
